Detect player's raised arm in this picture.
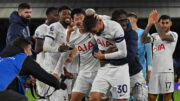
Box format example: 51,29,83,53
141,10,156,43
153,11,175,42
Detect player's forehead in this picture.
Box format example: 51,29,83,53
59,9,71,14
159,19,171,23
74,13,85,19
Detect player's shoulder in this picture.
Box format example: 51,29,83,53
104,19,119,27
35,24,48,31
48,22,60,32
169,31,178,36
49,22,61,28
169,31,178,40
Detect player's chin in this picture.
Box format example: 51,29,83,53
65,21,71,25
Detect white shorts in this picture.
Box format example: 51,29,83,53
130,71,146,92
91,63,130,99
130,71,148,101
149,72,174,94
72,72,97,95
49,88,69,101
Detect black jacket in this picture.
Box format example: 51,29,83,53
0,45,61,93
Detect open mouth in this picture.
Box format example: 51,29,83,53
65,18,70,22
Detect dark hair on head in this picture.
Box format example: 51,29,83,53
111,9,127,21
18,3,31,10
127,12,138,19
46,7,58,16
58,5,71,13
13,38,31,50
158,15,171,22
83,15,98,32
71,8,86,19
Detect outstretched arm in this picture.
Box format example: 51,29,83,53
154,23,174,42
141,10,157,43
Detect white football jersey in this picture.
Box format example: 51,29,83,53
68,28,100,73
150,31,178,73
94,20,126,60
35,24,49,67
43,22,67,73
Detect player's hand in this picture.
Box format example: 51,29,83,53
64,69,73,79
147,11,155,26
53,73,62,82
58,43,69,52
94,50,105,59
23,75,36,88
67,20,75,33
105,47,118,53
153,10,160,24
148,10,158,26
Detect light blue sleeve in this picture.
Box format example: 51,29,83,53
145,42,152,67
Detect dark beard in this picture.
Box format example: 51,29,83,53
96,29,103,36
21,17,30,24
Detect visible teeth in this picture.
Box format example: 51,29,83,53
65,18,70,22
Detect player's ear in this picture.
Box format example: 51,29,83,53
169,21,172,27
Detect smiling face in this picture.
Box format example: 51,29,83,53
73,13,85,30
59,9,71,25
115,14,128,31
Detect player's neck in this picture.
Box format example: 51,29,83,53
132,23,139,30
60,21,68,29
79,29,86,34
45,21,51,26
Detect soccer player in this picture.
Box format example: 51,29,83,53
128,12,152,82
84,15,130,101
43,5,72,101
35,7,59,66
62,8,100,101
111,9,147,101
34,7,59,101
141,10,178,101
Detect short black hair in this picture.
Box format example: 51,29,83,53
13,38,31,50
58,5,71,14
18,3,31,10
46,7,58,16
159,15,171,22
111,9,127,21
127,12,138,20
71,8,86,19
83,15,98,32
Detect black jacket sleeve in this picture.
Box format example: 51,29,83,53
20,56,61,89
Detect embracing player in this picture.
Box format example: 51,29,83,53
84,15,130,101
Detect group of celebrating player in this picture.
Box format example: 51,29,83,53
34,5,178,101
